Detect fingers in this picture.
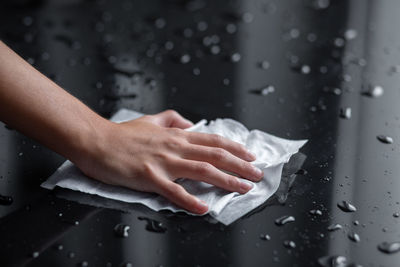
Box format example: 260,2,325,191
181,144,263,181
152,110,193,129
186,132,256,162
172,159,254,194
157,180,208,214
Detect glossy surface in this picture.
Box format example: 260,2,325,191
1,0,400,266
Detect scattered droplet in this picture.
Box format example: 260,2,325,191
362,85,384,98
393,212,399,218
68,252,75,258
260,234,271,241
180,54,191,64
0,194,13,205
57,244,64,251
250,85,275,96
378,241,400,254
114,223,130,237
318,255,347,267
348,232,360,243
80,261,89,267
339,107,351,119
275,215,295,226
283,240,296,249
231,53,241,62
138,217,167,233
377,135,393,144
344,29,357,40
337,201,357,212
353,220,359,226
31,251,39,258
226,23,237,34
309,209,323,216
301,65,311,74
327,223,343,232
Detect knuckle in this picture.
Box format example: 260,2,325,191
212,148,227,161
164,136,184,150
211,134,224,145
141,162,157,179
165,109,179,118
195,162,213,176
226,176,239,189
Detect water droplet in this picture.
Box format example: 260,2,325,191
377,135,393,144
353,220,359,226
114,223,130,237
283,240,296,249
23,16,33,26
393,212,399,218
327,223,343,232
339,107,351,119
334,37,345,48
242,12,254,23
250,85,275,96
231,53,241,62
259,60,270,70
312,0,330,10
31,251,39,258
301,65,311,74
138,217,167,233
309,209,323,216
68,252,75,258
154,18,166,29
362,85,384,98
0,194,13,205
80,261,89,267
378,241,400,254
260,234,271,241
122,263,133,267
317,255,347,267
344,29,357,40
193,68,201,76
275,215,295,226
348,232,360,242
226,23,237,34
57,244,64,251
210,45,221,55
180,54,191,64
337,201,357,212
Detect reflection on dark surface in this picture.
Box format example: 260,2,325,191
1,0,400,266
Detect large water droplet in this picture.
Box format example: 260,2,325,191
377,135,393,144
327,223,343,231
318,255,347,267
138,217,167,233
283,240,296,249
378,241,400,254
309,209,323,216
339,107,351,119
114,223,130,237
275,215,295,226
337,201,357,212
348,232,360,242
362,85,384,98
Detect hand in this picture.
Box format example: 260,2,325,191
74,110,263,214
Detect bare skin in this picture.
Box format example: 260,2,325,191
0,41,263,214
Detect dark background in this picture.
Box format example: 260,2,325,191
1,0,400,266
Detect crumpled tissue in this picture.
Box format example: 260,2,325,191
41,109,307,225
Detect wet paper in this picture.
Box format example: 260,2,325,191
42,109,307,225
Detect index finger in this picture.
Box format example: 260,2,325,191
185,132,256,162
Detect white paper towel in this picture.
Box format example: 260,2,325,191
41,109,307,225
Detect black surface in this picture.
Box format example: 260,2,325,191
1,0,400,266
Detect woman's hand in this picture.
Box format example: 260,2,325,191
74,110,263,214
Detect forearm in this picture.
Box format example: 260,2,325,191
0,41,108,162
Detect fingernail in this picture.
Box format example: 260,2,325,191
239,180,253,193
253,165,263,177
246,150,257,161
197,199,208,212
